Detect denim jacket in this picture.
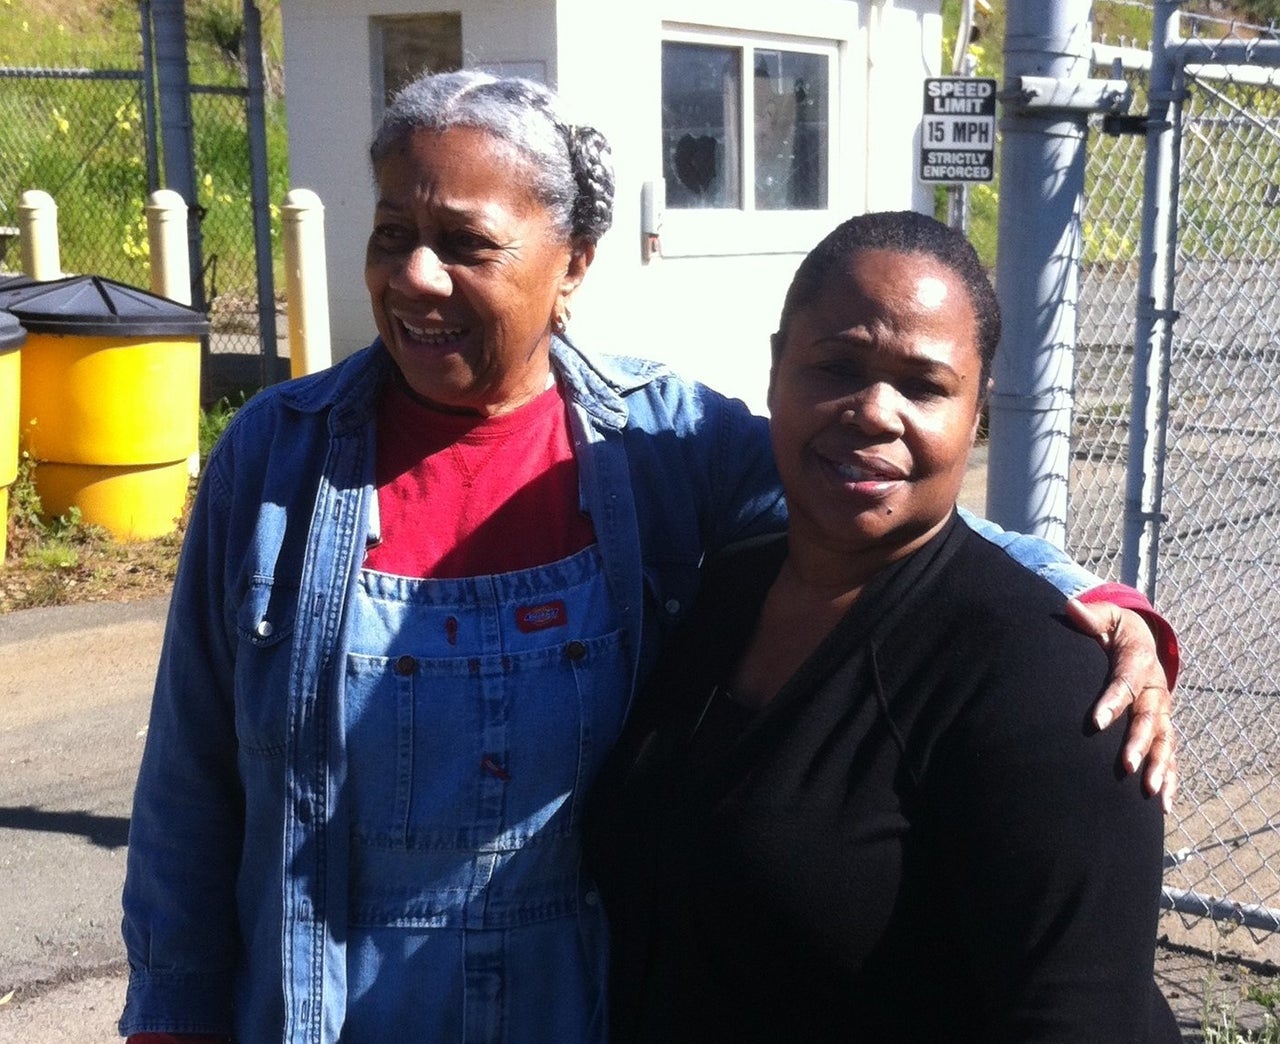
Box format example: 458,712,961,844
119,337,1100,1042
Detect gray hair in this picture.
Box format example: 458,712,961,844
370,70,614,245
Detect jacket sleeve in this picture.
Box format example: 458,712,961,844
119,442,243,1037
702,389,788,550
957,506,1101,596
958,507,1179,686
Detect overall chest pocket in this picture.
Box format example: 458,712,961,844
232,575,298,757
345,628,629,852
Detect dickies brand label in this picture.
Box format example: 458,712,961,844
515,599,568,633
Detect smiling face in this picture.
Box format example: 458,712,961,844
768,247,984,577
365,126,592,415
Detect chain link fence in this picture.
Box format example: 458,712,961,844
1080,5,1280,939
0,67,152,286
191,83,287,363
0,3,286,398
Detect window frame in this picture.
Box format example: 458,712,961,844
659,23,848,258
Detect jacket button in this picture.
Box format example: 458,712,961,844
255,619,274,639
664,598,680,615
395,655,416,676
565,640,587,661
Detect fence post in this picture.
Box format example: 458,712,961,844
986,0,1093,547
150,0,204,312
17,190,62,281
281,189,332,378
243,0,280,386
1123,0,1181,597
146,189,192,305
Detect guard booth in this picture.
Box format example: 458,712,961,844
280,0,943,412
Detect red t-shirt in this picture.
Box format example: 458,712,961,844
363,378,596,577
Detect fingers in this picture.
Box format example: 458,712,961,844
1146,731,1182,813
1093,674,1135,731
1156,753,1179,814
1118,700,1156,774
1065,596,1121,647
1116,691,1177,811
1071,601,1179,808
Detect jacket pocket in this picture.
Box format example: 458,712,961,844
233,575,298,756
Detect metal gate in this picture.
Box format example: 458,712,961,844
1077,2,1280,937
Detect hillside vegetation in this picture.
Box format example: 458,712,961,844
0,0,283,84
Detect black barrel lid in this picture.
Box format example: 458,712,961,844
0,275,209,336
0,309,24,352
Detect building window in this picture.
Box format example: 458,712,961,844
372,13,463,109
662,38,831,213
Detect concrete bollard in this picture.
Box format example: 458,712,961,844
18,189,62,281
281,188,332,378
145,189,199,478
146,189,192,305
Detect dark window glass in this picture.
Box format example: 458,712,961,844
375,13,463,107
662,42,743,208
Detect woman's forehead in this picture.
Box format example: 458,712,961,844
816,249,971,318
374,128,545,214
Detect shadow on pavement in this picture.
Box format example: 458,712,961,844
0,805,129,849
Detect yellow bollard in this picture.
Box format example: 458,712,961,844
281,188,332,378
146,189,192,305
17,189,62,281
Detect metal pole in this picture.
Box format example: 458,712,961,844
986,0,1093,547
1122,0,1181,596
151,0,205,312
138,0,161,194
243,0,280,385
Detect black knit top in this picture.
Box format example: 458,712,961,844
585,515,1177,1042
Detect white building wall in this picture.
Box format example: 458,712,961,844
281,0,942,415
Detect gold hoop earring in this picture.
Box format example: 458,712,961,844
552,303,572,335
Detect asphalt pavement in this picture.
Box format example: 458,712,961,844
0,596,168,1042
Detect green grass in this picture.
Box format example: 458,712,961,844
198,392,247,463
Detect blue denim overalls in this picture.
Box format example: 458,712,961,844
341,542,628,1042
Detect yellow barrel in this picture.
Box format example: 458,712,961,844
20,332,200,464
0,276,207,541
32,459,192,541
0,310,26,562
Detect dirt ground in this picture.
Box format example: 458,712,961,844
1158,925,1280,1039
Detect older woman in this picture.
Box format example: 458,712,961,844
587,211,1179,1041
120,74,1174,1044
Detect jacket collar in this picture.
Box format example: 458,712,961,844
268,335,664,435
551,334,663,430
